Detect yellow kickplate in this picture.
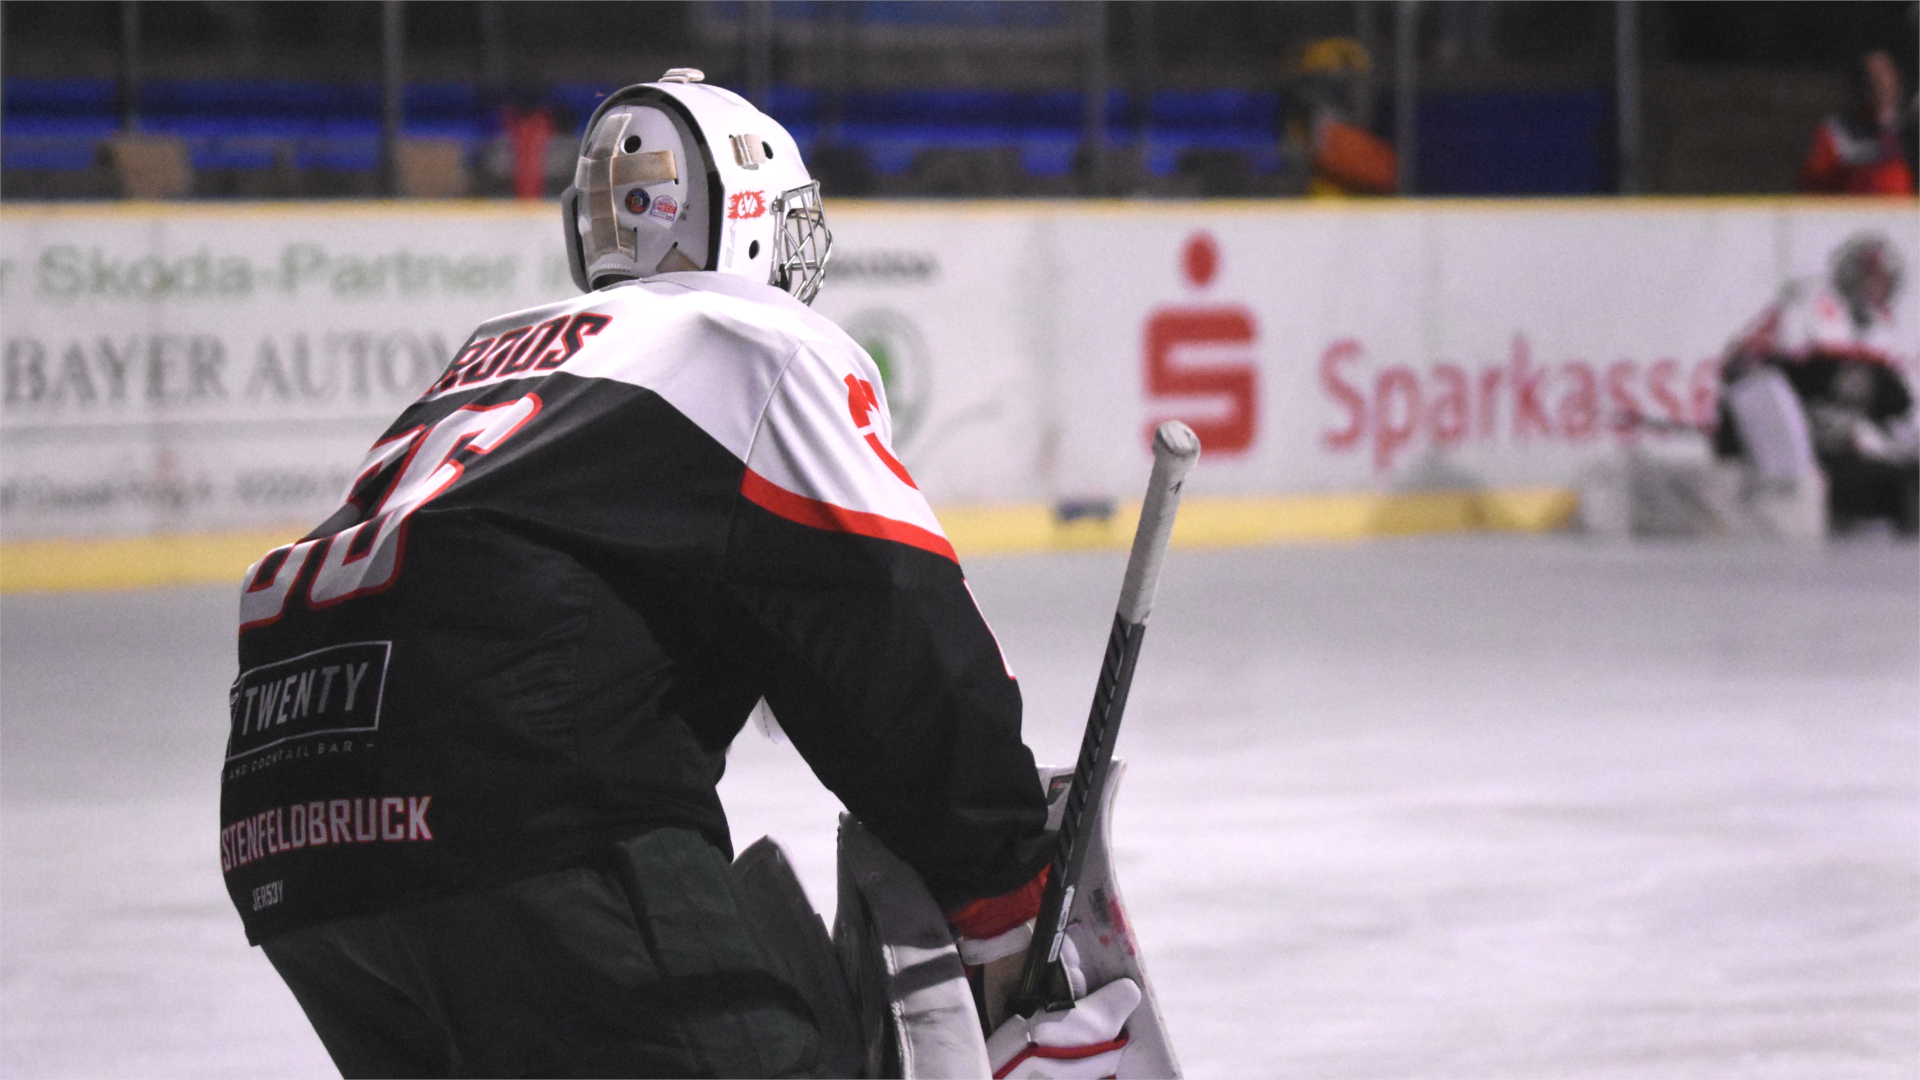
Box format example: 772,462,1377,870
0,489,1578,593
1479,486,1583,532
0,529,302,594
939,488,1578,559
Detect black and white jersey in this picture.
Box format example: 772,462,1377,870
220,272,1049,943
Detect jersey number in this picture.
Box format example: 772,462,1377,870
241,394,542,629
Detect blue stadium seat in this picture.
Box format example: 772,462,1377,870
3,77,116,119
1416,89,1611,194
2,77,1293,188
763,86,820,127
705,0,1074,29
2,79,117,170
1149,89,1276,134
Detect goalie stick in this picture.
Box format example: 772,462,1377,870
1009,420,1200,1017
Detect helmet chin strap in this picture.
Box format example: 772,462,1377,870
587,243,711,289
654,245,701,274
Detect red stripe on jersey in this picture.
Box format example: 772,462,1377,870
740,468,957,563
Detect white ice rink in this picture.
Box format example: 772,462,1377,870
3,535,1916,1078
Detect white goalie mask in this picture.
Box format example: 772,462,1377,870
562,69,832,304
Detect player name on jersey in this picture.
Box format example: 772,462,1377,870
423,311,612,398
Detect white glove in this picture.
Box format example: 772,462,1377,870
985,935,1142,1080
1808,403,1858,454
1855,414,1920,463
1890,415,1920,458
986,977,1141,1079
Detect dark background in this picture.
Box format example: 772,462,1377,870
3,1,1916,198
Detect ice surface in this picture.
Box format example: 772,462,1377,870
3,536,1916,1078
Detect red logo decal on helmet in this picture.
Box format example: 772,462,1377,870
727,191,768,220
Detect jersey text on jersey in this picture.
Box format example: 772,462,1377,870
240,394,541,628
425,312,612,398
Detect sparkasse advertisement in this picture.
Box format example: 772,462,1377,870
3,199,1915,543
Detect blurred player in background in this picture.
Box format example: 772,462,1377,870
1799,50,1916,195
216,71,1143,1077
1281,37,1399,196
1715,234,1918,536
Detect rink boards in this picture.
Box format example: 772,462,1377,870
3,197,1915,588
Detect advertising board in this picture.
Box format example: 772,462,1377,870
4,199,1915,554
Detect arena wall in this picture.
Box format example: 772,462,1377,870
3,198,1915,588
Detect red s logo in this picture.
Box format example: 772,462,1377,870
1143,232,1258,454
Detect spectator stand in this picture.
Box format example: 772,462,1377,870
5,77,1619,201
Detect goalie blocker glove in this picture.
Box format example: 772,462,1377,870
987,934,1142,1080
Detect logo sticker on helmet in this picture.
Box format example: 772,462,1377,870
624,189,651,214
727,191,768,220
649,195,678,222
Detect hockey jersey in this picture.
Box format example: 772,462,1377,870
220,272,1050,943
1718,278,1917,465
1734,279,1904,367
1732,280,1914,417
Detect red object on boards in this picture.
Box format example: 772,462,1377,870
504,108,556,201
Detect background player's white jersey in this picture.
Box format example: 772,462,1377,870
1736,277,1902,366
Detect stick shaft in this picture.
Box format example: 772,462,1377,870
1011,422,1198,1014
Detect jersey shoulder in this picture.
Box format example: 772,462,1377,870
626,272,867,367
418,275,873,461
563,274,873,403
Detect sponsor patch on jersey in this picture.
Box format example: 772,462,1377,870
227,641,391,762
650,194,678,222
624,188,651,214
727,190,768,219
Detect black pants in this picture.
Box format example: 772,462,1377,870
262,828,823,1078
1823,452,1920,535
